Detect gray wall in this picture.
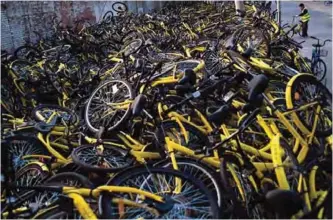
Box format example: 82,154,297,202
1,1,163,52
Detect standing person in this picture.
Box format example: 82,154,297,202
296,3,311,37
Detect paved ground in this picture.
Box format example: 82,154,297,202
281,1,332,90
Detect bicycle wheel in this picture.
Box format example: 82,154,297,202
268,80,287,100
1,83,17,116
121,30,145,43
44,172,93,187
297,25,303,37
232,26,270,58
0,163,50,219
162,120,209,150
10,59,37,81
3,136,49,171
270,46,294,66
286,74,332,136
99,166,220,219
32,104,79,129
112,2,128,13
312,59,327,82
14,45,41,60
237,115,270,151
11,163,49,201
307,164,332,219
33,172,94,219
15,163,49,187
102,10,114,23
71,143,135,173
158,158,223,207
85,79,134,133
220,157,265,219
120,39,143,57
34,206,73,219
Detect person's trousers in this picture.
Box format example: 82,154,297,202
301,21,308,37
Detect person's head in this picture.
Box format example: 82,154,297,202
299,3,305,10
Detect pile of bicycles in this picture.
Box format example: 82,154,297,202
1,1,332,219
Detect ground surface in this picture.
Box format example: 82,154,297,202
281,1,332,90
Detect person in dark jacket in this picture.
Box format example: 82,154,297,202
296,3,310,37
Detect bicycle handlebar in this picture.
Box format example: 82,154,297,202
310,36,332,47
323,39,332,46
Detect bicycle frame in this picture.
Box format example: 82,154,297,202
3,185,166,220
62,185,164,219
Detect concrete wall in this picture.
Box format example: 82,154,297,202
1,1,163,52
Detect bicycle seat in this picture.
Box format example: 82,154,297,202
134,58,145,70
236,9,246,17
132,94,147,117
175,84,194,94
207,105,230,125
247,74,269,103
265,189,303,218
178,69,196,85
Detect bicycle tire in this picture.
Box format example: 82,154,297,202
102,10,114,22
270,46,294,67
99,166,220,219
14,45,41,60
220,153,264,218
312,59,327,82
120,39,143,57
157,157,223,207
3,135,50,171
32,172,94,219
220,156,265,218
112,2,128,13
15,163,50,185
9,59,34,78
84,79,134,133
295,55,312,74
10,163,50,203
71,143,135,173
298,27,303,37
0,163,50,219
232,26,270,58
286,74,332,137
268,80,287,99
44,172,94,187
121,30,145,43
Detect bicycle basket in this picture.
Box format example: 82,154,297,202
319,49,328,57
